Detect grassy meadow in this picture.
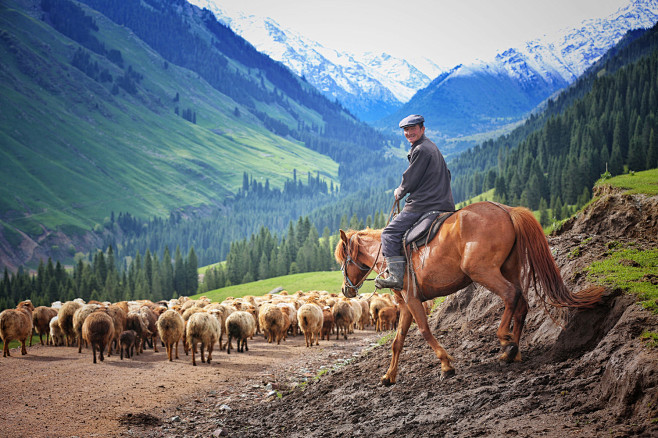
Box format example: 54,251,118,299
0,1,339,238
193,270,346,302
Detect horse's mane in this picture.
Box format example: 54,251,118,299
334,228,382,263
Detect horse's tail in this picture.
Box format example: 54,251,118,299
507,206,602,310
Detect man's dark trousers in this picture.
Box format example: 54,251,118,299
381,210,424,257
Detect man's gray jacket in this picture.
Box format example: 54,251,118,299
397,134,455,212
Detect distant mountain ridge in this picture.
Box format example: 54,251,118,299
194,0,658,139
187,0,447,122
378,0,658,137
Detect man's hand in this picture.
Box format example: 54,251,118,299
394,187,404,200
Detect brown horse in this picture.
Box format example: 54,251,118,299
335,201,602,386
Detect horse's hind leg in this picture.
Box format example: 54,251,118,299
382,302,414,386
471,269,526,362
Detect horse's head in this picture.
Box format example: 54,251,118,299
336,229,373,298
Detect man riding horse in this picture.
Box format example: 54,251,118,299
376,114,455,290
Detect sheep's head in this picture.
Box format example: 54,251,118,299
18,300,35,312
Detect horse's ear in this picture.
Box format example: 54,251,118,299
339,229,348,244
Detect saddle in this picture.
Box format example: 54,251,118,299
401,209,456,302
403,210,456,250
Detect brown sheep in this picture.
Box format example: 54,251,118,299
370,295,390,332
186,311,220,366
278,306,292,341
358,299,371,329
297,302,323,347
226,310,257,354
378,305,399,331
30,306,58,346
320,306,334,341
57,301,82,347
258,304,287,344
349,299,362,332
106,304,127,356
204,303,235,351
277,302,298,336
157,310,185,361
1,300,35,357
119,330,138,359
114,301,129,315
332,298,355,340
138,306,159,353
81,310,115,364
125,310,150,355
73,304,101,353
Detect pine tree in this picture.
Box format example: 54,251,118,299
647,129,657,169
173,246,185,296
539,198,549,227
162,246,174,298
627,135,646,171
186,247,199,294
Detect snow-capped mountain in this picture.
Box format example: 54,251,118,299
187,0,447,122
492,0,658,84
190,0,657,132
382,0,658,137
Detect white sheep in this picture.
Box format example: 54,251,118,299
57,301,82,347
156,310,185,361
186,311,220,366
49,316,65,346
297,301,323,347
225,310,257,354
73,304,101,353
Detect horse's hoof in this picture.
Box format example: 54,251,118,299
381,376,395,386
441,369,456,381
499,343,519,363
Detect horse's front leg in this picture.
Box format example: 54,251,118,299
406,295,455,379
381,302,413,386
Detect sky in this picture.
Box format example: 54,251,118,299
202,0,635,66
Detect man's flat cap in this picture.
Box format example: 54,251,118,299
399,114,424,128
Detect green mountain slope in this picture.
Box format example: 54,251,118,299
0,0,337,225
2,0,393,269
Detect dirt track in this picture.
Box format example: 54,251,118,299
0,329,380,437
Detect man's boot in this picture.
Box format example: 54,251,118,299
375,256,406,290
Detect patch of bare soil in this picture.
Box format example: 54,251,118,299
0,330,380,438
134,187,657,438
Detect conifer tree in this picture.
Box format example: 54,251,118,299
647,129,657,169
173,246,185,296
186,247,199,294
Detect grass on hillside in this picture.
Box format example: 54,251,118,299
585,169,658,312
456,188,495,209
586,244,658,312
596,168,658,195
195,271,345,302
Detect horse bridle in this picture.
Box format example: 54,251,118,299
340,234,382,296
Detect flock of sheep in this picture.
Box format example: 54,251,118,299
0,290,414,366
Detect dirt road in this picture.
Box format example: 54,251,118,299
0,328,380,437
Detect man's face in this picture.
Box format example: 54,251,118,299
403,124,424,145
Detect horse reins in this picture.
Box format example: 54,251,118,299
341,199,399,296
